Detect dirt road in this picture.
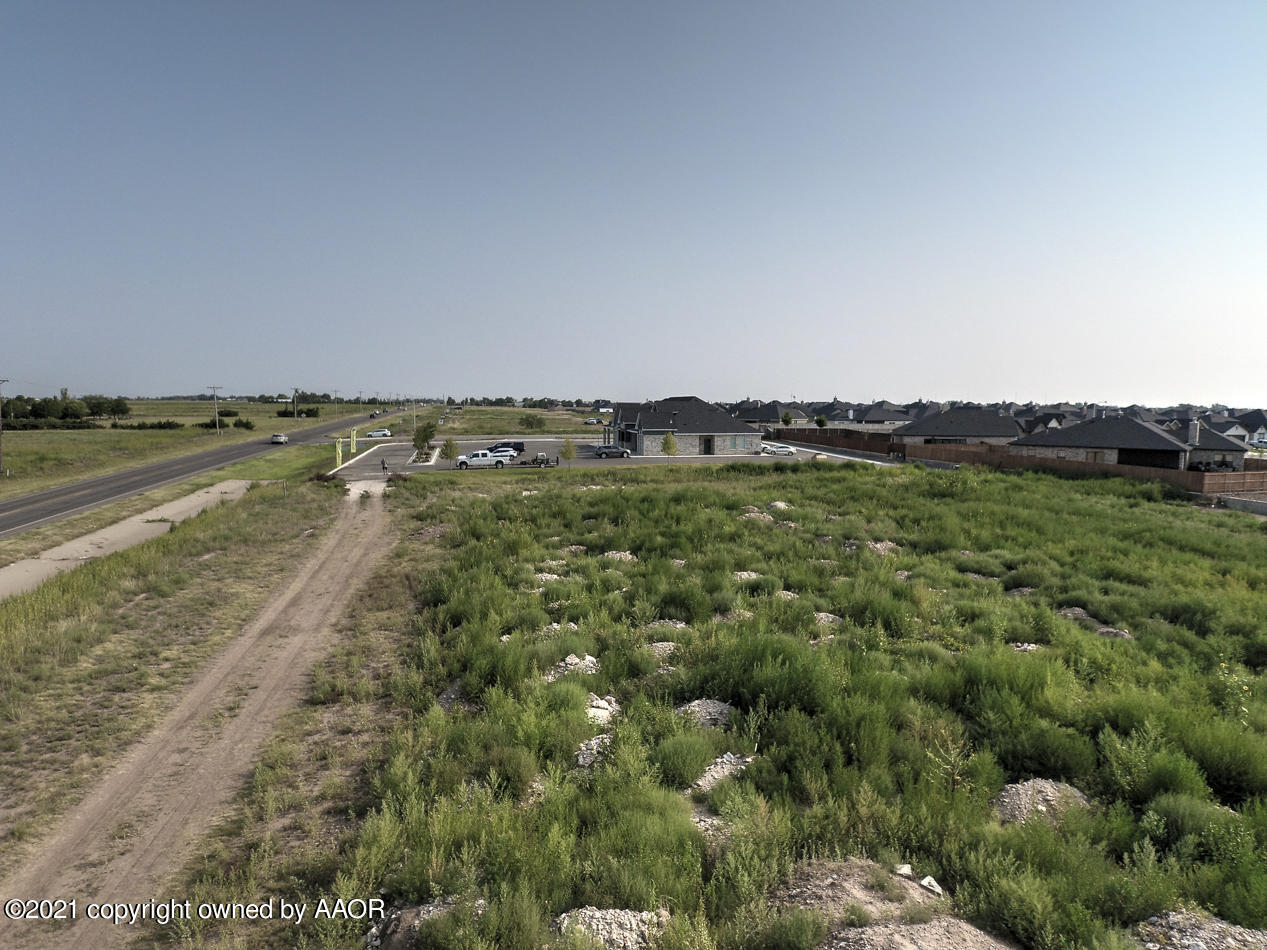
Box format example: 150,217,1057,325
0,485,390,949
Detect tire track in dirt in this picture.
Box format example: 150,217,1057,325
0,489,390,949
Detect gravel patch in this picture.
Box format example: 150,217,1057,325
1137,909,1267,949
576,734,612,769
733,571,762,581
993,779,1090,825
544,653,599,682
586,693,621,725
1058,606,1133,639
555,906,670,950
676,699,735,728
603,550,638,562
691,752,755,793
740,511,775,522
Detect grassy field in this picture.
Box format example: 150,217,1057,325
0,472,347,873
435,404,602,436
0,444,336,568
0,399,381,501
158,462,1267,949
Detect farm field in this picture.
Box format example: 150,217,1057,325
158,462,1267,949
435,404,600,436
0,399,374,501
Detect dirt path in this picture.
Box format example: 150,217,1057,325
0,488,390,949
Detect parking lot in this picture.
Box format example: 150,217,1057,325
331,436,893,480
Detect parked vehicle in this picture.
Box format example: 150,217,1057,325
762,443,796,456
366,428,392,438
593,444,631,458
270,433,289,444
456,450,506,469
585,418,600,425
519,452,557,467
486,441,525,455
489,447,518,460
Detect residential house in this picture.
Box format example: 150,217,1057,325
1011,417,1248,471
611,397,762,456
892,408,1024,445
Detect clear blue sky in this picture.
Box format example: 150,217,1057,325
3,1,1264,407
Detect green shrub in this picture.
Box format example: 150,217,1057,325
653,733,717,789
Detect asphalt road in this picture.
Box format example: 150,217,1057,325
0,414,389,539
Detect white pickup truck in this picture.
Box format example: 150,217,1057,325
455,450,507,470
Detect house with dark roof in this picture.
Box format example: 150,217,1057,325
1234,409,1267,444
1011,418,1248,471
611,397,762,457
891,408,1024,445
736,401,808,425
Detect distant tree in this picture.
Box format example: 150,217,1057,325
561,399,574,408
60,387,69,402
520,413,546,431
815,415,827,428
440,438,459,467
661,431,679,456
110,396,131,419
60,399,87,420
32,397,61,420
445,396,456,406
561,438,577,465
83,395,111,417
781,411,794,427
413,421,438,454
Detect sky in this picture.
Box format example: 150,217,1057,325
3,1,1265,407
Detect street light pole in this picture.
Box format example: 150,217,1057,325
208,385,222,435
0,378,9,475
293,387,299,422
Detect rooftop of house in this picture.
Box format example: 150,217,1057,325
614,397,761,435
892,407,1025,439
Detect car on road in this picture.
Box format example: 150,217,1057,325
486,441,525,455
489,447,518,460
366,428,392,438
270,433,289,444
592,444,631,458
762,443,797,456
585,418,600,425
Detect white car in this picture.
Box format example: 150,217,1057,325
270,433,289,444
762,443,796,456
366,428,391,438
489,447,517,460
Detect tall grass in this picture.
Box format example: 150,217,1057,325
166,463,1267,947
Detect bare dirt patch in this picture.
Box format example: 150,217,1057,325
772,859,1018,950
0,492,390,949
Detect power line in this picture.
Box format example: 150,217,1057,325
0,378,9,476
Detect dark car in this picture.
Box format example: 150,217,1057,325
486,441,525,455
593,444,631,458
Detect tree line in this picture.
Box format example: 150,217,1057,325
1,393,131,422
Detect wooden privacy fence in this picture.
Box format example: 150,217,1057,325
773,428,1267,495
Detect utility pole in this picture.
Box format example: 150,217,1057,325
0,378,9,475
208,385,222,435
293,387,300,421
333,389,340,418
